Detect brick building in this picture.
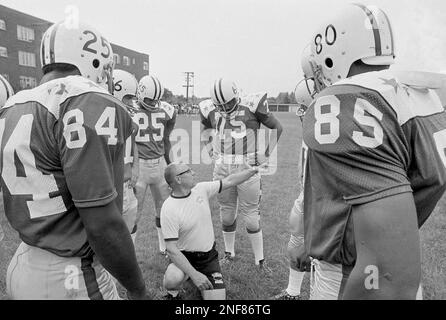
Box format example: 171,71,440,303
0,4,149,92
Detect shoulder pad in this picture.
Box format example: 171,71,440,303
199,99,215,118
159,101,175,118
329,70,444,126
240,92,268,113
2,75,109,119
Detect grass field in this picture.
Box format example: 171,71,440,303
0,112,445,299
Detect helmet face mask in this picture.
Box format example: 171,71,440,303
215,97,240,117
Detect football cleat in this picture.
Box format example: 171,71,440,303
257,259,273,274
271,290,302,300
219,252,235,266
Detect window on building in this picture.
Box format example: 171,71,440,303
143,61,149,71
0,19,6,30
123,56,130,66
113,54,121,65
132,58,136,65
18,51,36,67
2,74,9,81
0,46,7,57
17,25,35,42
19,76,37,89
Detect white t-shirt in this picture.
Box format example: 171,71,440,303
160,181,222,252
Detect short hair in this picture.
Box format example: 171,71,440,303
42,63,80,75
164,163,178,187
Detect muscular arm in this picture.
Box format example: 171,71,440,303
131,143,139,188
165,240,213,290
79,201,146,299
258,114,283,157
221,167,259,190
342,192,421,299
163,114,176,165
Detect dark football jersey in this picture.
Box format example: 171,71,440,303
132,101,176,160
199,93,272,156
0,75,134,258
124,121,139,182
302,70,446,266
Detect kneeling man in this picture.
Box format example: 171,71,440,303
161,162,260,300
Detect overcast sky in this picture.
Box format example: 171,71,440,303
1,0,445,97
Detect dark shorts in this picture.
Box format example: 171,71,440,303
181,243,225,289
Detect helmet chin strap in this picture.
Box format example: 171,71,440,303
139,98,160,111
218,98,240,119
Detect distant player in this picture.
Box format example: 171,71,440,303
0,74,14,243
112,69,140,242
133,75,177,254
302,4,446,299
200,78,283,268
0,21,146,300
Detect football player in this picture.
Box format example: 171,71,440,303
200,78,283,268
273,54,315,299
0,21,146,300
302,4,446,299
112,69,140,243
0,74,13,243
133,75,177,254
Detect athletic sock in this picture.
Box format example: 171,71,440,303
286,267,305,296
222,231,236,257
157,227,166,252
248,229,264,264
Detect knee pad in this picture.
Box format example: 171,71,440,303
289,209,304,236
287,234,310,272
244,214,260,232
222,219,237,232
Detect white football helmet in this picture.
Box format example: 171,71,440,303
0,74,14,107
294,79,314,121
310,4,395,87
210,78,241,116
40,21,114,86
137,75,164,109
113,69,138,103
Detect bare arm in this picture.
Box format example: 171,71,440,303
130,143,139,188
165,240,213,291
164,114,176,165
78,201,146,299
342,192,421,299
221,166,259,190
259,114,283,158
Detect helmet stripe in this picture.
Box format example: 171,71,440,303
151,76,158,100
218,78,225,103
41,33,46,66
354,3,382,56
155,77,162,100
0,76,10,100
213,79,222,105
381,10,395,56
49,22,63,64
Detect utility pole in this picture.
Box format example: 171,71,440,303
183,72,194,105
